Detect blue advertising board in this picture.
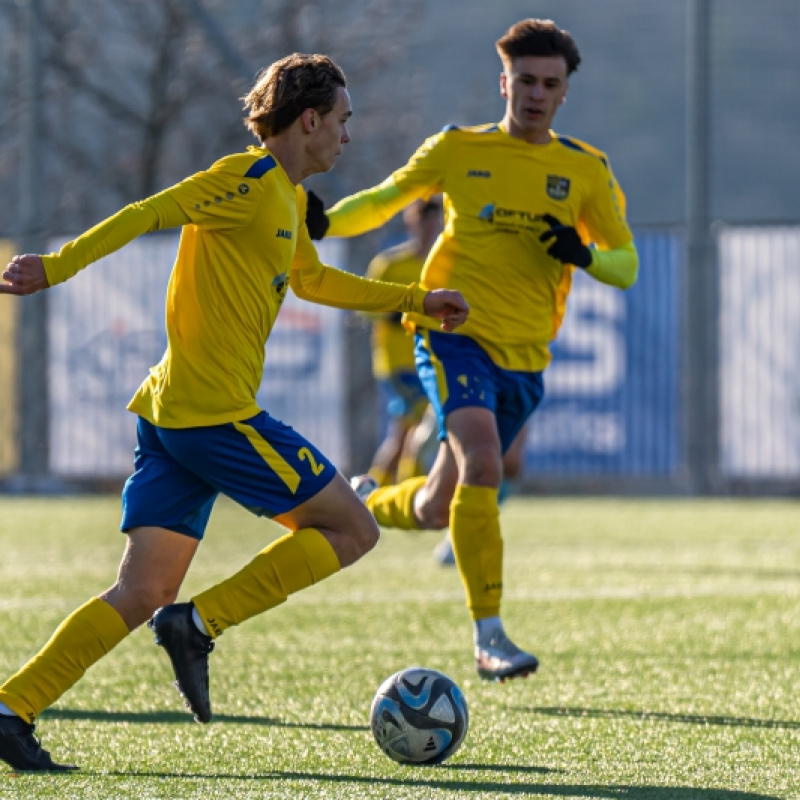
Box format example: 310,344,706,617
523,230,683,476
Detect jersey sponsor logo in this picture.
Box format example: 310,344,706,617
276,228,292,240
546,174,571,200
467,169,491,178
494,207,541,223
479,203,551,233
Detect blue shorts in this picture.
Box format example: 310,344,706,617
414,330,544,453
120,413,337,540
381,370,428,422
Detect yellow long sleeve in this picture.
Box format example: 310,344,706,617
586,241,639,289
325,180,412,238
290,261,428,315
42,194,190,286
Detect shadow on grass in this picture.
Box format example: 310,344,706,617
100,770,782,798
447,762,561,775
522,706,800,730
42,708,366,731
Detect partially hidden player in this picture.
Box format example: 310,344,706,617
364,197,443,487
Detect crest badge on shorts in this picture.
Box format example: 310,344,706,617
546,175,570,200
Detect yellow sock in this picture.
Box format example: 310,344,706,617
365,476,427,530
368,466,392,487
395,454,421,482
450,485,503,620
192,528,340,638
0,597,129,723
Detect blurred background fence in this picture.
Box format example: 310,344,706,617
1,223,799,495
0,0,798,495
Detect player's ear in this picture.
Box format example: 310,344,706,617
499,71,509,99
300,108,317,133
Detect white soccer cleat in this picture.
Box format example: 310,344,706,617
475,628,539,682
350,474,379,503
432,531,456,566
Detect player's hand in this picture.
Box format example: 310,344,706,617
538,213,593,269
0,254,50,295
305,190,330,240
423,289,470,332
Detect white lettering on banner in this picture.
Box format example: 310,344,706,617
528,409,624,454
546,278,626,396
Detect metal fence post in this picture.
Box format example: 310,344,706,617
685,0,720,494
16,0,50,486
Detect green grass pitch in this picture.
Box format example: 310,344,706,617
0,495,798,799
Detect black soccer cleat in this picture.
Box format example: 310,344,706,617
0,714,77,772
149,603,215,723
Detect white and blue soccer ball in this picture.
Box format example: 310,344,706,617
369,667,469,765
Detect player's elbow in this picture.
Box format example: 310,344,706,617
289,269,316,300
618,260,638,290
620,242,639,289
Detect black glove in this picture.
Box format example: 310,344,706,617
538,213,592,269
305,190,330,240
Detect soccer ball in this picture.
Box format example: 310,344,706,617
369,666,469,765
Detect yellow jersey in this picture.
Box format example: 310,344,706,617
365,241,425,378
327,124,633,371
43,146,428,428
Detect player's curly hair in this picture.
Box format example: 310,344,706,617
496,19,581,75
243,53,347,141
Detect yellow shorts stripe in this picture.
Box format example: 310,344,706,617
233,420,300,493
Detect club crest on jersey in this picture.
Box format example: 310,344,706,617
546,175,570,200
272,272,289,300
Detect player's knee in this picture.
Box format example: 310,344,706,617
340,511,380,566
414,490,451,530
357,514,381,553
462,446,503,487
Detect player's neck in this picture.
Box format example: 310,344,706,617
501,116,554,145
263,138,303,184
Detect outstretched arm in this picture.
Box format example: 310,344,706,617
291,260,468,332
1,195,190,294
306,181,415,240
